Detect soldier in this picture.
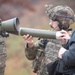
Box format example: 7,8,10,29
23,5,74,75
0,19,7,75
45,5,75,75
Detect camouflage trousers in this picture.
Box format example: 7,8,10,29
0,40,7,75
0,54,6,75
0,67,5,75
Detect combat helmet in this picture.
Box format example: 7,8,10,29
45,4,75,30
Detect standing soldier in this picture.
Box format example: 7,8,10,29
0,35,6,75
0,19,7,75
23,5,74,75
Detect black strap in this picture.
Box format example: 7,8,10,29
58,21,63,30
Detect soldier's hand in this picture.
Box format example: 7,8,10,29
23,34,34,48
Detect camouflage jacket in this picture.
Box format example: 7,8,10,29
0,35,7,75
25,38,61,75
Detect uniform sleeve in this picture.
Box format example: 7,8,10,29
62,31,75,67
25,40,40,60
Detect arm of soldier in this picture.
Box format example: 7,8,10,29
23,34,40,60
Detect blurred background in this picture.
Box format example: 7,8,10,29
0,0,75,75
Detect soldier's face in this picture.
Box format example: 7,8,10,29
49,20,60,31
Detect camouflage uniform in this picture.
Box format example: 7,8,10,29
0,35,7,75
25,5,75,75
25,38,61,75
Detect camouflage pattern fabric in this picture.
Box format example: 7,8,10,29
45,39,61,64
25,38,61,75
0,35,7,75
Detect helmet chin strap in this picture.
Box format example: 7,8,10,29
50,21,62,31
57,21,63,30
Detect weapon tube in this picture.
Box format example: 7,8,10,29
0,17,20,35
19,27,57,39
